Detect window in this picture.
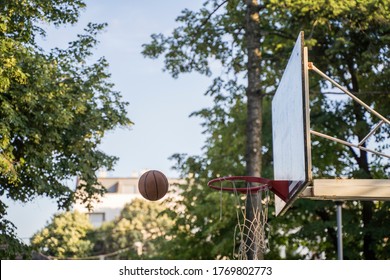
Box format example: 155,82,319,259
88,212,105,227
120,185,137,194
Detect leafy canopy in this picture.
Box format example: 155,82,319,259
31,211,94,259
93,198,174,259
0,0,132,258
143,0,390,259
31,199,174,260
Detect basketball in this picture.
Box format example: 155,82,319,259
138,170,169,201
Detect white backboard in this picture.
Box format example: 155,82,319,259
272,32,312,216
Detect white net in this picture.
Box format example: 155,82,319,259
218,179,270,260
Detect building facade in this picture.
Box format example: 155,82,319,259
73,174,183,227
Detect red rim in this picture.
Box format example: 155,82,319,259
208,176,291,201
207,176,271,194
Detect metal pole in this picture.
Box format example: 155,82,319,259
336,201,343,260
308,63,390,126
311,130,390,159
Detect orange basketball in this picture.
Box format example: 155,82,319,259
138,170,169,201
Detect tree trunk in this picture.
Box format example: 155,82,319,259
244,0,263,260
348,63,376,259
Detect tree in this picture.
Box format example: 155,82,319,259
143,0,267,260
0,0,132,258
30,199,173,260
244,0,265,259
263,0,390,259
91,198,174,259
30,211,94,259
143,0,390,259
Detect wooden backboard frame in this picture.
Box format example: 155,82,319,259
301,179,390,201
272,31,312,216
272,32,389,216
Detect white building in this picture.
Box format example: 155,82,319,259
73,174,183,227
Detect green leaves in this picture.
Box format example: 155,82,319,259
31,211,94,259
99,198,174,259
142,0,390,259
0,0,132,258
142,1,246,79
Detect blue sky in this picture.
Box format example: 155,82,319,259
6,1,215,242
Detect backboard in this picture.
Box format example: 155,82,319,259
272,31,312,216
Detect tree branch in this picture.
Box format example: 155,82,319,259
348,145,361,165
200,1,265,28
200,0,229,28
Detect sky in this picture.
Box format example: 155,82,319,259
5,0,215,242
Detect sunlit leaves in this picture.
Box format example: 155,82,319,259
0,0,131,259
31,211,94,259
141,0,390,259
90,198,174,259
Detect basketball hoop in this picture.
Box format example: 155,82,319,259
208,176,271,193
208,176,290,259
208,176,290,202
